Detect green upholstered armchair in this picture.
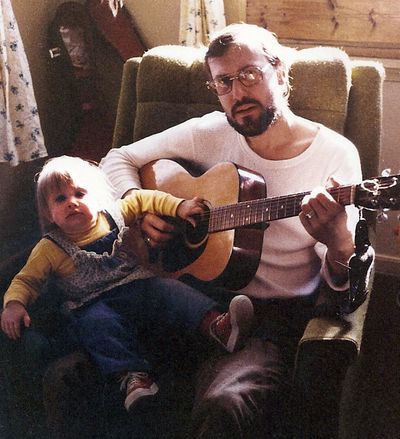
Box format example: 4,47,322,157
111,45,385,438
0,45,385,439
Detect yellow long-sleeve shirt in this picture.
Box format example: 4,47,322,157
3,189,183,308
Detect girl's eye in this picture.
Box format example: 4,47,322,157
55,194,66,203
75,190,86,198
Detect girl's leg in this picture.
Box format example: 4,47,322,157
139,277,254,353
142,277,218,331
69,298,149,376
69,295,160,412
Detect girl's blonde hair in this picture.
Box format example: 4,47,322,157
36,155,115,233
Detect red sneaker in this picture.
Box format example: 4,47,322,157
120,371,159,412
209,295,254,353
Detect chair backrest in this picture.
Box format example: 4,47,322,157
112,44,385,179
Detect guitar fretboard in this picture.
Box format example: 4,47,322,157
205,184,355,233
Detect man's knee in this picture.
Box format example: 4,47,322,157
192,338,291,438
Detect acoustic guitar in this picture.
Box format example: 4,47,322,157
140,159,400,290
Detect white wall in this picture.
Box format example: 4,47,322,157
123,0,245,47
375,60,400,275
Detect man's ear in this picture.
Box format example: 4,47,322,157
276,64,286,85
275,63,290,98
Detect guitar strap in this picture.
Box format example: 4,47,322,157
346,216,375,314
314,215,375,318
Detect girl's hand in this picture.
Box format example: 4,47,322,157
176,197,207,227
1,301,31,340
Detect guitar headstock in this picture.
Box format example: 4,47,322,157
355,174,400,210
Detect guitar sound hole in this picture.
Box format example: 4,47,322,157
185,210,209,246
161,214,209,272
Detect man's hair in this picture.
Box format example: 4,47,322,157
205,23,295,97
36,155,115,233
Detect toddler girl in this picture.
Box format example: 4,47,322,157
1,156,254,412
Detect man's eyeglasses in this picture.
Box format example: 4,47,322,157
206,65,268,96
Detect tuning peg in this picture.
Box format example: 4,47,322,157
377,210,388,223
381,168,392,177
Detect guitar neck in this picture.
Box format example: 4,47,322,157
207,184,355,233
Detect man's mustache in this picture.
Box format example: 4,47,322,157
231,97,263,116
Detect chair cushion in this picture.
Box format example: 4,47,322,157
289,47,352,134
133,45,352,141
133,45,221,141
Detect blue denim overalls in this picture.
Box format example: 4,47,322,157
46,207,216,376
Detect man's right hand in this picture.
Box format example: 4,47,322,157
1,301,31,340
141,212,177,248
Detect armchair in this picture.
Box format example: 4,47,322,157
0,45,384,438
111,45,384,438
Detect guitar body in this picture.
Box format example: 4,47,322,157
141,161,400,290
140,160,266,290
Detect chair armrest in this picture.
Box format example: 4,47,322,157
296,292,370,368
296,222,376,371
0,246,34,301
293,272,373,437
112,56,142,148
0,246,65,336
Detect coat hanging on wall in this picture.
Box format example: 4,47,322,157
48,1,146,162
87,0,146,61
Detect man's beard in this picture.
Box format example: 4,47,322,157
226,99,278,137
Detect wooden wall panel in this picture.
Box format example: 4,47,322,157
246,0,400,59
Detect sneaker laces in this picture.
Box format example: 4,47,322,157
119,371,149,392
209,312,230,342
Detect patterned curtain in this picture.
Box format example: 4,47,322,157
179,0,226,47
0,0,47,166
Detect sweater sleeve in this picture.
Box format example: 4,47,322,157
118,189,185,225
3,239,73,308
317,133,363,291
100,118,199,198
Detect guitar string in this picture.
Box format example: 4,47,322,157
193,186,353,232
205,188,352,230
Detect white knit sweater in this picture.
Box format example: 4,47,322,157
101,111,362,299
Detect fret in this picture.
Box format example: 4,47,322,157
278,199,286,219
238,203,245,227
246,202,253,225
256,199,263,223
265,205,271,221
224,206,232,229
206,183,355,234
222,203,229,229
269,199,278,221
244,204,248,225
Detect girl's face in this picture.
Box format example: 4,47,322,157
47,182,99,234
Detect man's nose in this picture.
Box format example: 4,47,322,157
230,77,247,100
